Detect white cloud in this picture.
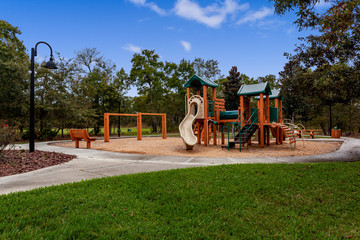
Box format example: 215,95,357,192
128,0,167,16
123,44,141,53
180,41,191,52
315,0,332,8
237,7,273,24
174,0,249,28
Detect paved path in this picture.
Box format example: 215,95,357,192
1,137,359,195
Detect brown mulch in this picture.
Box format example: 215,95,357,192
0,150,76,177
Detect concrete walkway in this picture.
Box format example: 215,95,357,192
1,137,359,195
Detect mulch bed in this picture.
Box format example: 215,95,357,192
0,150,76,177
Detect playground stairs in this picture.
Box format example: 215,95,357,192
278,123,297,148
222,124,258,150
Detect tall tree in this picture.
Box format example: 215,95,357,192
0,20,29,128
193,57,222,81
223,66,241,110
130,49,166,132
256,74,280,89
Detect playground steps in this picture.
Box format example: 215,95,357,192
222,124,258,149
278,124,297,148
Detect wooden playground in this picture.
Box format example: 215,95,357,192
179,75,298,151
61,74,343,157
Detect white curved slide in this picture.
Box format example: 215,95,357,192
179,95,204,150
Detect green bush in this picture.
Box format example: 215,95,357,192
37,129,58,140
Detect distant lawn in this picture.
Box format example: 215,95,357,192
1,162,359,239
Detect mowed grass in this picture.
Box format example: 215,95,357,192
1,162,360,239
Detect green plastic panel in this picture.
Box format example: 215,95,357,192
251,108,258,123
270,107,278,122
208,100,214,117
220,110,238,120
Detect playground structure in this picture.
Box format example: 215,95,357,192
179,74,297,151
104,112,166,142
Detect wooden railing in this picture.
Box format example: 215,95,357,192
214,98,226,122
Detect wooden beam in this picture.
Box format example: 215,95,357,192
240,95,244,126
279,99,283,123
259,93,264,147
203,85,208,146
137,113,142,140
266,95,270,123
104,113,110,142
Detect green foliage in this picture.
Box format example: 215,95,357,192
0,122,18,159
1,163,360,238
0,20,29,128
273,0,360,133
223,66,241,110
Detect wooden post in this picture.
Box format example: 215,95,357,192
280,126,283,144
104,113,110,142
240,95,244,126
203,85,208,146
187,88,190,103
279,99,283,123
196,89,200,96
266,126,270,146
266,95,270,123
162,114,167,139
276,125,280,145
275,98,279,123
259,93,264,147
137,113,142,140
221,124,225,144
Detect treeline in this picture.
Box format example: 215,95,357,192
1,0,360,141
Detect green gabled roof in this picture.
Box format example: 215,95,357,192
184,74,218,89
254,89,283,100
237,82,272,96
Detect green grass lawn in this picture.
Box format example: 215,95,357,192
1,162,359,239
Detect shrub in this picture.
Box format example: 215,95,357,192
37,129,58,140
0,122,18,160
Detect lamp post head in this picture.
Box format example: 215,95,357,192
44,55,58,69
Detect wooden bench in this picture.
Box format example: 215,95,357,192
69,129,96,148
303,129,322,139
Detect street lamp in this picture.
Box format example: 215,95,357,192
29,41,57,152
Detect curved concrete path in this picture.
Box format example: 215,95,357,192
1,137,359,195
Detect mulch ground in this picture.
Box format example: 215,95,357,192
0,150,76,177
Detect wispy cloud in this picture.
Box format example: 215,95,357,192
174,0,249,28
123,44,141,53
237,7,273,25
128,0,167,15
180,41,191,52
315,0,332,8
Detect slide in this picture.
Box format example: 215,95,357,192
179,95,204,150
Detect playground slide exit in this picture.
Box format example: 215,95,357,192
179,96,204,150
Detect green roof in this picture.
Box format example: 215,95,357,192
184,74,218,89
237,82,272,96
254,89,283,100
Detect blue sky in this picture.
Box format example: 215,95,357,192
1,0,330,96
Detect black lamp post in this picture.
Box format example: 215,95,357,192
29,41,57,152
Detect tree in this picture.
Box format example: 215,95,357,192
130,49,166,132
256,74,280,89
223,66,241,110
164,59,196,128
272,0,360,133
0,20,29,128
193,57,222,81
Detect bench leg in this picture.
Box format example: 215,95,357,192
86,141,91,149
75,139,79,148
